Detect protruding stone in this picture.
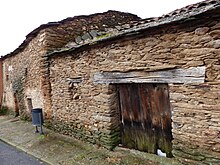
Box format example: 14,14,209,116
65,42,78,48
75,36,83,44
209,30,220,39
206,39,220,48
89,30,98,38
81,33,92,41
195,27,210,35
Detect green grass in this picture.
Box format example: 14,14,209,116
0,106,9,115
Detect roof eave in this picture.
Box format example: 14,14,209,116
47,3,220,58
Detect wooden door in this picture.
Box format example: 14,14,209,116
118,83,172,157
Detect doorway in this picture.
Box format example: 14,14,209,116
13,93,19,117
118,83,173,157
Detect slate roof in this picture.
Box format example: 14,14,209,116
2,0,220,59
47,0,220,57
2,10,139,59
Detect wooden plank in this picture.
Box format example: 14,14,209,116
119,84,136,149
119,83,173,156
94,66,205,84
138,84,157,153
154,84,173,157
66,77,82,83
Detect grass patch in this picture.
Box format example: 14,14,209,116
37,134,46,141
0,106,9,115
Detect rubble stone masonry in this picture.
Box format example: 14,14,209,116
2,11,139,119
48,17,220,164
1,6,219,164
41,11,140,118
2,31,47,117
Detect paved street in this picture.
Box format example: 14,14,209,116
0,140,46,165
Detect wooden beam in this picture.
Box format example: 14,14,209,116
66,77,82,83
93,66,205,84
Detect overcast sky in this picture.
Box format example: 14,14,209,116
0,0,202,56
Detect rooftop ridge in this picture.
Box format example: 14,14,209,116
47,0,220,57
2,10,140,59
2,0,220,59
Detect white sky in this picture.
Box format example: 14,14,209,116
0,0,202,56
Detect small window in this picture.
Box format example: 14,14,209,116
25,68,28,76
27,98,33,111
6,74,9,81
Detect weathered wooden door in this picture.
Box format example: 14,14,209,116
118,83,172,157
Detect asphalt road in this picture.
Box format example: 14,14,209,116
0,140,46,165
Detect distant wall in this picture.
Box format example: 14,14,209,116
49,14,220,164
2,30,47,117
0,59,3,106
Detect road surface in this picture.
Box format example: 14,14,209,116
0,140,46,165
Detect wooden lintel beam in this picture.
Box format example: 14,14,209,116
93,66,206,84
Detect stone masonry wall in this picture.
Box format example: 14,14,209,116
49,15,220,164
0,60,3,106
41,11,139,119
1,11,138,120
2,30,47,118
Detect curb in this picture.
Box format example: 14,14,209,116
0,133,51,165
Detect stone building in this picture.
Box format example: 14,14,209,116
0,11,139,118
1,0,220,164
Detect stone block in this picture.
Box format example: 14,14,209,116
195,27,210,35
185,60,204,67
211,22,220,30
89,30,98,38
206,39,220,48
75,36,83,44
81,33,92,41
209,30,220,39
